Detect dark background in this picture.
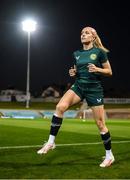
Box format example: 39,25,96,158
0,0,129,96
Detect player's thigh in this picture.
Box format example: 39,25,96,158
58,89,81,107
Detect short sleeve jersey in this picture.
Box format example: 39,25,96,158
73,47,108,85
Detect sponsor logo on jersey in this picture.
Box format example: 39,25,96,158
76,56,80,60
90,54,97,60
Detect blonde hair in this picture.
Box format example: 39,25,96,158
83,27,109,52
93,35,109,52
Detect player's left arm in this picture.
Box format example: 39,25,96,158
88,60,112,76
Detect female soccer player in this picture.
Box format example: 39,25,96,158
37,26,115,167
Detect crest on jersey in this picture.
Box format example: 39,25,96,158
90,54,97,60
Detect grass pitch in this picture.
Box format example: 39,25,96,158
0,118,130,179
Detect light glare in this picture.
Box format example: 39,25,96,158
22,19,37,32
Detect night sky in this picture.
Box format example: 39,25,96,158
0,0,130,94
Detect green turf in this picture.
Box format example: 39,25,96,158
0,118,130,179
0,102,80,110
0,101,130,110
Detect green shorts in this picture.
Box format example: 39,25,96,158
71,82,104,107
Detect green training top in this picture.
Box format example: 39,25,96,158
73,47,108,85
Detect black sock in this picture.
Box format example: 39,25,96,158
50,115,63,136
101,131,111,150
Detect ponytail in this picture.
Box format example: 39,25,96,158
94,35,109,52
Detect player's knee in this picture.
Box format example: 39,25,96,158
96,119,105,131
56,103,68,114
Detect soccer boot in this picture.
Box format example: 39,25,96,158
100,155,115,167
37,142,56,154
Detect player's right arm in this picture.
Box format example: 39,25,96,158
69,65,77,77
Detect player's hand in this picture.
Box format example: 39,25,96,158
87,63,99,73
69,67,77,77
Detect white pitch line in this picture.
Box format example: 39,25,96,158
0,140,130,150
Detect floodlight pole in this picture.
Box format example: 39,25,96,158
22,19,36,108
26,31,31,108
